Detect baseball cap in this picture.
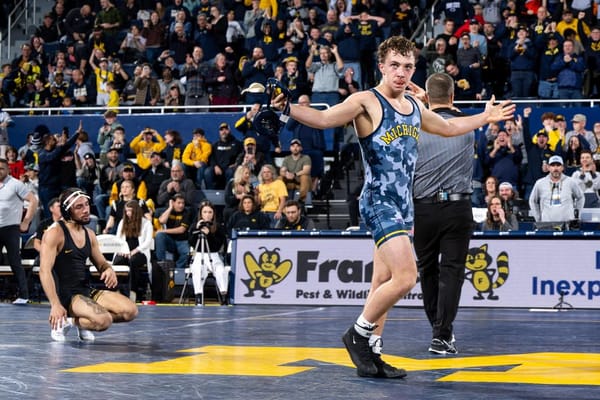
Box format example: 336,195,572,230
554,114,565,122
290,138,302,146
548,155,564,165
571,113,587,123
241,82,266,94
123,163,135,171
219,122,229,129
244,137,256,146
25,163,39,172
498,182,513,190
469,18,479,24
537,130,548,137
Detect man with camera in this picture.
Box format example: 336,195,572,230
234,137,264,178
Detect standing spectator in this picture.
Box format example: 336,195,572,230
241,46,274,105
95,0,123,56
119,23,147,63
572,149,600,207
88,51,114,106
66,68,93,107
537,33,562,99
6,146,24,179
305,43,344,106
130,128,167,172
182,128,212,188
193,13,219,62
509,25,537,98
552,39,586,102
154,193,194,270
95,146,122,220
522,108,561,199
142,11,167,62
64,3,94,63
182,46,209,112
529,155,584,223
37,132,78,216
97,110,122,166
434,0,473,27
133,63,160,107
584,26,600,98
345,12,385,89
243,0,265,51
204,123,242,190
206,52,240,109
0,158,38,304
0,106,13,158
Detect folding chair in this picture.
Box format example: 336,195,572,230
93,234,131,296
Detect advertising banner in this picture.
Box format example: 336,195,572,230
232,235,600,309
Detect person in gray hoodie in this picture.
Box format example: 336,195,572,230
529,155,584,224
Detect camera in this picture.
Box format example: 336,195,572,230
247,146,254,155
197,220,212,229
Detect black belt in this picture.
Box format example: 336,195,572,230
414,193,471,204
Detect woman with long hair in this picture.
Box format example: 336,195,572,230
226,194,270,235
256,164,288,228
483,175,499,205
163,129,184,168
223,165,254,224
482,195,518,231
188,202,230,306
115,200,154,302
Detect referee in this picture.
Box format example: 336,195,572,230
413,73,474,355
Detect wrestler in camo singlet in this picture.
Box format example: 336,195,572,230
358,89,421,247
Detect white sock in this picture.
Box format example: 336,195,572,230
354,314,376,337
369,334,383,354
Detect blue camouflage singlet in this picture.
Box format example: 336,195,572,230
358,89,421,247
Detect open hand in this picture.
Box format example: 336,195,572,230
485,96,515,123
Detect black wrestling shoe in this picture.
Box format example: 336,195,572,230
342,326,377,376
371,354,407,378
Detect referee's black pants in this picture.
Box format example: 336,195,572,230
414,199,473,341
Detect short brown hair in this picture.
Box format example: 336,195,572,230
377,36,415,64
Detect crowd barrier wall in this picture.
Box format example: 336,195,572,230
5,104,597,153
231,230,600,309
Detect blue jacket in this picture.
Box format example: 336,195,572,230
551,52,586,89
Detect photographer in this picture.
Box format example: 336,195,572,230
189,202,229,306
233,137,264,178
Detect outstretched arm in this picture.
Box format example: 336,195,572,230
421,96,515,137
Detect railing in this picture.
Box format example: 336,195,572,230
2,98,595,117
0,0,35,63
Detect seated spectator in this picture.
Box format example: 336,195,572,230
130,128,166,172
163,129,184,168
233,137,264,179
226,194,270,236
482,195,519,231
256,164,288,228
108,163,148,210
103,179,151,234
115,200,154,303
564,135,584,175
572,149,600,207
564,113,592,152
154,193,194,270
274,199,316,230
444,59,483,100
6,146,24,179
141,151,169,205
95,146,122,220
279,139,312,203
498,181,529,220
483,175,499,205
188,201,229,306
156,160,196,208
529,155,584,224
224,165,255,224
182,128,212,188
